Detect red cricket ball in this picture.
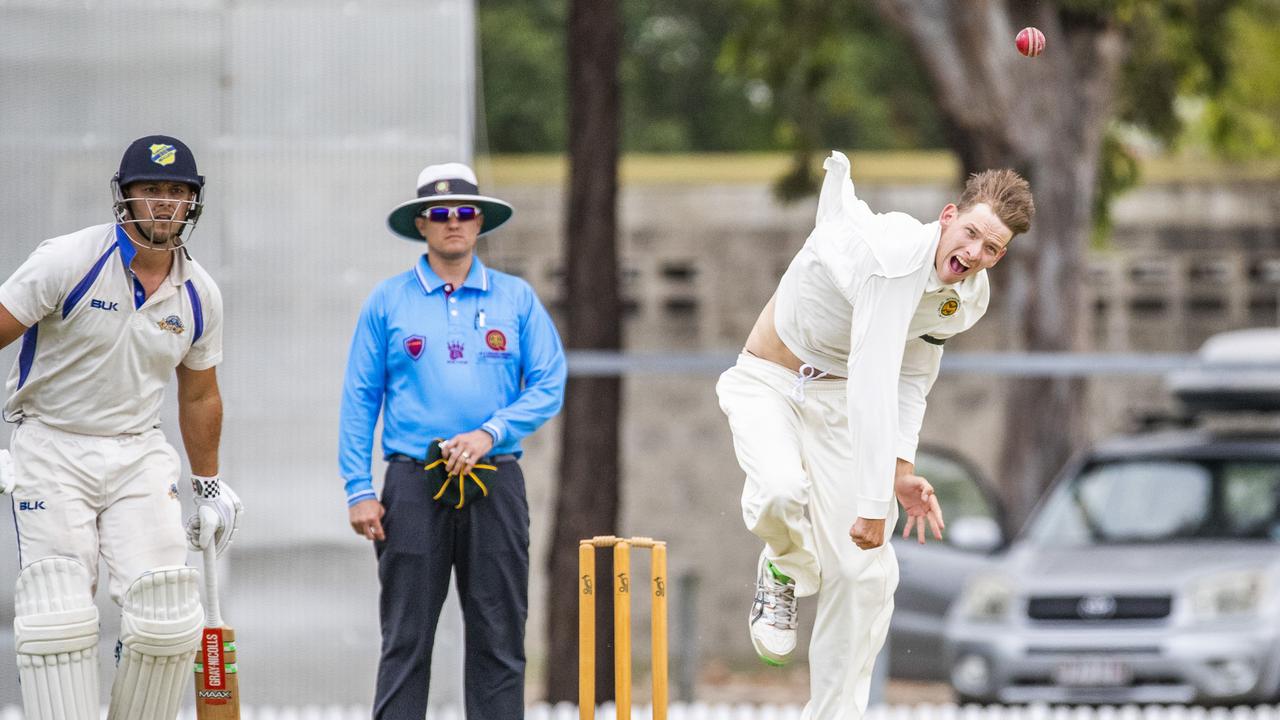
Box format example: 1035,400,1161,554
1016,27,1046,57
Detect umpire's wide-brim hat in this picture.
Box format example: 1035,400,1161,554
386,162,513,241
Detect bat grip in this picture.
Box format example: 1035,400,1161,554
199,505,223,627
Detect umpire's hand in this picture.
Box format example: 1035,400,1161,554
441,429,495,478
350,499,386,542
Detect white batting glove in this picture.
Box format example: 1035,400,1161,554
0,450,14,495
185,475,243,556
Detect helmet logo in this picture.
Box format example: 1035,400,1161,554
434,180,450,193
149,144,177,166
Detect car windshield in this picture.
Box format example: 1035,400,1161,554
1028,459,1280,545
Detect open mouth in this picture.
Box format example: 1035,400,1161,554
949,255,970,276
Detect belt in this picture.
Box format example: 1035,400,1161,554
387,453,517,465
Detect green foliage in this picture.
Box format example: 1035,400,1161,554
1198,0,1280,157
478,0,567,153
477,0,941,160
719,0,943,199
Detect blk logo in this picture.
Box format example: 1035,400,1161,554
90,299,119,311
18,500,46,511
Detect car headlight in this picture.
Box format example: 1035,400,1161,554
1189,569,1266,621
956,574,1014,621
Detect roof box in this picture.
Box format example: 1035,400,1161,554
1167,328,1280,413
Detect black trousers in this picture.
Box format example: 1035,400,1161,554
372,458,529,720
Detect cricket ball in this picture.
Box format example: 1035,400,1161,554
1015,27,1045,57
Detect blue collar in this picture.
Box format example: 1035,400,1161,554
414,254,490,295
114,224,138,269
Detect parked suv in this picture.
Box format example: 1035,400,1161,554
944,328,1280,705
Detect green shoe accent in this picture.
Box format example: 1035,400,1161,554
758,654,787,667
767,560,793,585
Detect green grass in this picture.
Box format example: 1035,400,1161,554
478,151,1280,187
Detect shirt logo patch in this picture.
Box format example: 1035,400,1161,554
157,315,186,334
150,144,177,166
404,335,425,360
485,329,507,352
939,298,959,317
448,340,465,362
18,500,46,511
90,298,119,311
168,483,179,500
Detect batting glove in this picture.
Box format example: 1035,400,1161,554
0,450,14,495
186,475,243,556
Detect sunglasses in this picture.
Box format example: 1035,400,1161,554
421,205,481,223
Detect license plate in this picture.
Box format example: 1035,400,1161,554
1053,658,1133,687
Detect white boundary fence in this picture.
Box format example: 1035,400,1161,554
4,704,1280,720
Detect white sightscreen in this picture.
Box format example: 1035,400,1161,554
0,0,476,707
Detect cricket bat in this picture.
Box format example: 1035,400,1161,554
195,506,241,719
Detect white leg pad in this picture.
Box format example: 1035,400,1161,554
13,557,102,720
107,566,203,720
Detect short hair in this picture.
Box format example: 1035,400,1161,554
957,169,1034,237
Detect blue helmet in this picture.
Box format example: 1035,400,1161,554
111,135,205,242
114,135,204,189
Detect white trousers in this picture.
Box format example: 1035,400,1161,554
717,353,899,720
9,420,187,604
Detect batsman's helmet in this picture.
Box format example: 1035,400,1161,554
111,135,205,239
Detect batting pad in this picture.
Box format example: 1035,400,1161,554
14,557,102,720
107,565,203,720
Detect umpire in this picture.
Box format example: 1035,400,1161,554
339,162,567,719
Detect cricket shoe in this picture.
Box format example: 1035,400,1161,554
749,552,797,666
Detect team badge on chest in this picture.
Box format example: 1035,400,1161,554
485,329,507,352
938,298,959,318
447,340,466,363
404,335,425,360
157,315,185,335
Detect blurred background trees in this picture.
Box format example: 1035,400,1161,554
477,0,1280,704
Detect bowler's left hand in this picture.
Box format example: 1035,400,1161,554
441,430,495,478
895,472,945,544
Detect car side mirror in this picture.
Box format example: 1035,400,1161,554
948,516,1003,553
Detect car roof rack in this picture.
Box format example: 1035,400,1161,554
1166,328,1280,415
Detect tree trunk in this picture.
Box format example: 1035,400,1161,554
545,0,623,705
872,1,1127,523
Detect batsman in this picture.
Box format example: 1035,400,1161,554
0,135,241,719
717,151,1033,718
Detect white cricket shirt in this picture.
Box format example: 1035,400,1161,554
773,152,990,518
0,223,223,435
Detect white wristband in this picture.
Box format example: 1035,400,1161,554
191,474,222,499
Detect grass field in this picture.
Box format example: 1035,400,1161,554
479,151,1280,187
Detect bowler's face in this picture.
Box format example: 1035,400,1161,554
415,203,483,261
934,202,1011,284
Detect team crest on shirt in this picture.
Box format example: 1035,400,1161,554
938,298,959,318
157,315,185,334
485,329,507,351
168,483,180,500
404,335,425,360
448,340,466,363
150,144,177,166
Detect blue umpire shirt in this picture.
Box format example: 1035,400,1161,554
339,254,567,506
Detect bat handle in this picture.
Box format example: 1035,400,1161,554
199,505,223,627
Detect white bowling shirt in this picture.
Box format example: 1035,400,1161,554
0,223,223,436
773,152,990,518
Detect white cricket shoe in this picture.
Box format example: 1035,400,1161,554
749,552,798,666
